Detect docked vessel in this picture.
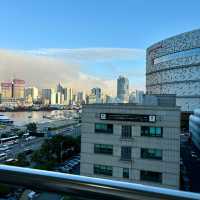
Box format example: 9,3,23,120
0,115,13,125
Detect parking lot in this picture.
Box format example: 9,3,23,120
55,155,80,175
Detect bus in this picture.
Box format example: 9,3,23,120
0,153,7,161
23,148,33,155
0,136,19,145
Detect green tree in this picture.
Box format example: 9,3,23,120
26,122,37,134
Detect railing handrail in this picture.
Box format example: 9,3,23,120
0,165,199,200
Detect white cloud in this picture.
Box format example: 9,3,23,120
18,47,145,62
0,48,145,95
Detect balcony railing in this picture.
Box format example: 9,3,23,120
0,164,200,200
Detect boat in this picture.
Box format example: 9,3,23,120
28,115,32,118
0,115,13,125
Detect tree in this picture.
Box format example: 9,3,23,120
26,122,37,134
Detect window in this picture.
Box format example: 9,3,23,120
140,170,162,183
94,144,113,155
141,148,162,160
95,123,113,134
121,125,132,138
123,168,129,178
94,164,113,176
153,47,200,65
141,126,162,137
121,146,132,161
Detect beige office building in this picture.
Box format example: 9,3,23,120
80,103,180,189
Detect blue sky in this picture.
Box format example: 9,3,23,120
0,0,200,94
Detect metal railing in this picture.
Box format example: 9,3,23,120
0,165,200,200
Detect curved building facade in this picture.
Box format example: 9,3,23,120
146,29,200,111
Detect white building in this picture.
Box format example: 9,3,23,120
63,88,73,105
135,90,144,104
80,102,180,189
117,76,129,103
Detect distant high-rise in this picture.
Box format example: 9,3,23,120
1,81,13,99
42,88,53,105
25,87,39,101
77,91,85,104
91,87,102,103
91,88,101,99
135,90,144,104
63,88,73,105
13,79,25,99
117,76,129,103
57,83,63,94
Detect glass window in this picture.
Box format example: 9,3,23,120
123,168,129,178
94,164,113,176
121,146,131,161
94,144,113,155
141,148,162,160
154,47,200,65
95,123,113,134
141,126,162,137
140,170,162,183
121,125,132,138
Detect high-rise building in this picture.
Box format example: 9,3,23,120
63,88,73,105
117,76,129,103
25,87,39,101
56,92,61,104
1,81,13,99
77,91,85,104
42,89,52,105
12,79,25,99
135,90,144,104
129,91,136,103
91,88,101,99
91,87,102,103
57,83,63,94
80,102,180,189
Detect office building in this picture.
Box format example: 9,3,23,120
42,89,53,105
25,87,39,101
77,91,85,104
1,81,13,99
146,29,200,112
117,76,129,103
189,109,200,151
12,79,25,99
57,83,64,94
86,94,97,104
135,90,145,104
63,88,73,105
81,102,180,189
91,87,102,103
129,91,136,103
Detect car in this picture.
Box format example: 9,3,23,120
60,167,70,173
68,160,78,165
66,163,75,168
191,154,198,158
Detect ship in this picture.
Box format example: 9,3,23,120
0,115,13,124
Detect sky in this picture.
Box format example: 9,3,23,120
0,0,200,95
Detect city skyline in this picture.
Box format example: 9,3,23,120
0,1,200,94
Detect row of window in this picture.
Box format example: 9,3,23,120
94,145,163,161
93,164,162,183
95,123,163,137
153,47,200,65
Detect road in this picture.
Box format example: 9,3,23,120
180,134,200,192
4,137,44,159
